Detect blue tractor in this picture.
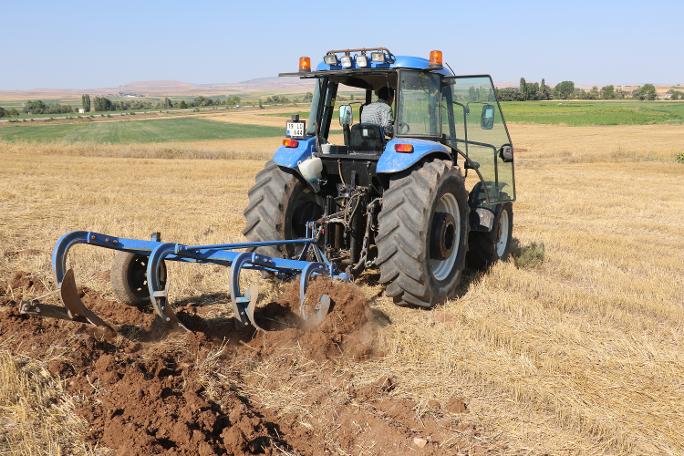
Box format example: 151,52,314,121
22,48,515,331
244,47,516,308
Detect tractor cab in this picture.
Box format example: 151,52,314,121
276,47,515,206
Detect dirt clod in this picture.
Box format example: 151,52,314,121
251,278,378,361
446,396,468,414
413,436,429,448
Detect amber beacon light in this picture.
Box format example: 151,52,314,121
299,56,311,72
429,49,443,67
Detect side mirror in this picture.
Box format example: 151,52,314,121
339,104,353,127
499,145,514,162
481,104,495,130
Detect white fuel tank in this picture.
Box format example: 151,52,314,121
297,156,323,192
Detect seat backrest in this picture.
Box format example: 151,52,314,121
349,123,385,153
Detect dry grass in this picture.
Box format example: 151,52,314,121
0,352,90,456
1,122,684,454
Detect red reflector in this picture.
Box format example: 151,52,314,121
283,138,299,148
394,143,414,153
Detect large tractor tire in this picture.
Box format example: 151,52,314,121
243,160,324,258
376,159,469,308
467,202,513,270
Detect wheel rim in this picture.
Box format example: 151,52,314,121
429,193,461,281
496,209,509,258
128,256,148,298
127,255,165,298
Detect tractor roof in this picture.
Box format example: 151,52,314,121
279,47,454,78
315,55,453,76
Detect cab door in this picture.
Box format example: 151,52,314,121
447,75,515,204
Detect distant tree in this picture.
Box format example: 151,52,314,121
0,106,5,118
258,99,264,109
81,94,91,112
634,84,657,101
587,86,600,100
526,82,540,100
24,100,47,114
93,96,114,111
193,96,216,107
23,100,73,114
554,81,575,99
667,89,684,100
162,97,173,109
496,87,521,101
225,95,240,107
179,100,188,109
264,95,291,105
574,88,588,99
304,91,314,102
600,85,615,99
540,79,551,100
519,77,528,101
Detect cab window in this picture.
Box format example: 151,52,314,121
397,71,441,137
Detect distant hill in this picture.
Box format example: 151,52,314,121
0,78,681,102
0,77,316,101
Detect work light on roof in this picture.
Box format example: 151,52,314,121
356,53,368,68
370,51,386,63
340,54,353,69
324,53,338,65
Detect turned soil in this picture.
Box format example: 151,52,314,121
1,272,483,455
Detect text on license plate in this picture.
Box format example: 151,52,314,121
286,121,305,138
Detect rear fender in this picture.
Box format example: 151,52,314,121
377,138,452,174
272,136,317,170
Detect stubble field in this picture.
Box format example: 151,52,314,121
1,110,683,455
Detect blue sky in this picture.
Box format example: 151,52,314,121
2,0,682,89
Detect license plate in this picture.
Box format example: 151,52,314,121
286,121,306,138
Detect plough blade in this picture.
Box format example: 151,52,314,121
301,294,331,329
245,285,265,331
20,269,113,330
60,269,113,329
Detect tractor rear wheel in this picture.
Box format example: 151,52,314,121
111,252,166,308
243,160,324,258
376,160,469,308
467,202,513,269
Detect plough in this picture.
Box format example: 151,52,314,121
21,225,346,331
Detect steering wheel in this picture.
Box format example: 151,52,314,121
397,121,410,134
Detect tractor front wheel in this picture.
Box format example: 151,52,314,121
467,203,513,269
376,160,469,308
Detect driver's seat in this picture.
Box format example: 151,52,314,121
349,123,386,154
